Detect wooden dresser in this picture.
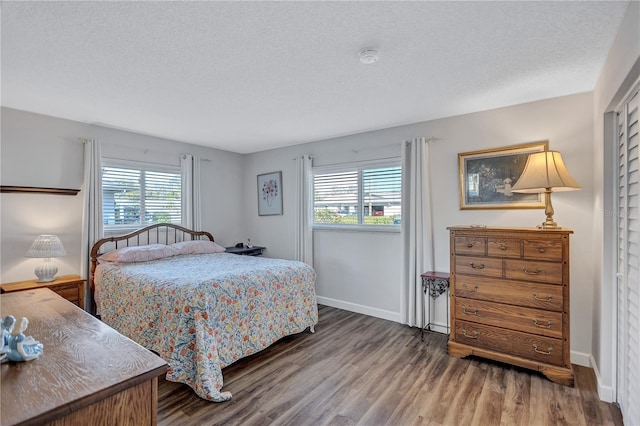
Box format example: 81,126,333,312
1,288,168,425
447,226,573,386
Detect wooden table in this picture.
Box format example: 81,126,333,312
1,288,168,425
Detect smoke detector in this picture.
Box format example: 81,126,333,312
359,49,379,64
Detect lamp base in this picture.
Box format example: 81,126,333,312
34,259,58,283
536,188,562,229
537,221,562,230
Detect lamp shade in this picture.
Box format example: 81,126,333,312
25,235,67,258
511,151,581,193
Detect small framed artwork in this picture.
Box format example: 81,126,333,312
257,171,283,216
459,141,548,210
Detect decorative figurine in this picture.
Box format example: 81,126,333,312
1,315,16,345
6,317,43,362
0,315,16,362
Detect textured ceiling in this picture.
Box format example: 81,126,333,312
1,1,630,154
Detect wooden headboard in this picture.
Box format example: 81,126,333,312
89,223,214,314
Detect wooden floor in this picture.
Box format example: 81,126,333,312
158,305,623,426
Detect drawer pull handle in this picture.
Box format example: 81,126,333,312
462,307,478,315
462,283,478,291
470,262,485,269
532,292,552,301
538,247,546,253
467,243,474,248
533,319,552,328
462,329,478,339
523,267,542,275
532,344,553,355
499,244,508,250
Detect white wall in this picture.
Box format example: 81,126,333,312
1,107,245,283
1,108,87,282
244,92,595,355
591,0,640,402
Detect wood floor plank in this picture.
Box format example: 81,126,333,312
158,305,623,426
499,366,531,425
469,365,505,425
441,363,488,425
412,354,471,424
385,337,450,425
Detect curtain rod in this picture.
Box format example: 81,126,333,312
404,137,442,146
291,142,402,161
291,136,441,160
82,140,211,161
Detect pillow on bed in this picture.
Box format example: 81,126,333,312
98,244,179,264
171,240,226,255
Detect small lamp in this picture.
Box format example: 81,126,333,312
25,235,67,282
511,150,581,229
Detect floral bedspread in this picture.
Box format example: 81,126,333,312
95,253,318,401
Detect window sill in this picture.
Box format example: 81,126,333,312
312,224,401,233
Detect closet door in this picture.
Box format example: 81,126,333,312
617,84,640,426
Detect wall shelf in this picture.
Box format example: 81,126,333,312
0,186,80,196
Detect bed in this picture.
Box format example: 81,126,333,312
90,223,318,402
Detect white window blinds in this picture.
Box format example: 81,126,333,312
313,162,401,227
102,162,182,232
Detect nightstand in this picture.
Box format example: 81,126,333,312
0,274,85,309
225,246,266,256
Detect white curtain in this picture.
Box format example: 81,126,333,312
81,138,103,312
295,155,313,266
181,154,202,231
400,137,435,327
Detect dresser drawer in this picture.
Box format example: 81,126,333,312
455,297,563,338
487,238,521,258
523,239,563,261
454,275,564,312
455,256,502,277
505,260,563,285
455,320,564,366
454,236,486,255
52,284,80,305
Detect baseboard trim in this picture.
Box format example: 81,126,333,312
316,296,401,323
570,350,591,368
316,298,450,334
590,354,615,403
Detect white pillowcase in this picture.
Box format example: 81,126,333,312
98,244,179,264
171,240,226,255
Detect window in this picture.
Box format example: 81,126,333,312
313,161,402,228
102,160,181,233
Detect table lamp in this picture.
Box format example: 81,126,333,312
25,235,67,282
511,150,581,229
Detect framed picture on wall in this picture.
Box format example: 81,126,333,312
458,141,548,210
257,171,283,216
